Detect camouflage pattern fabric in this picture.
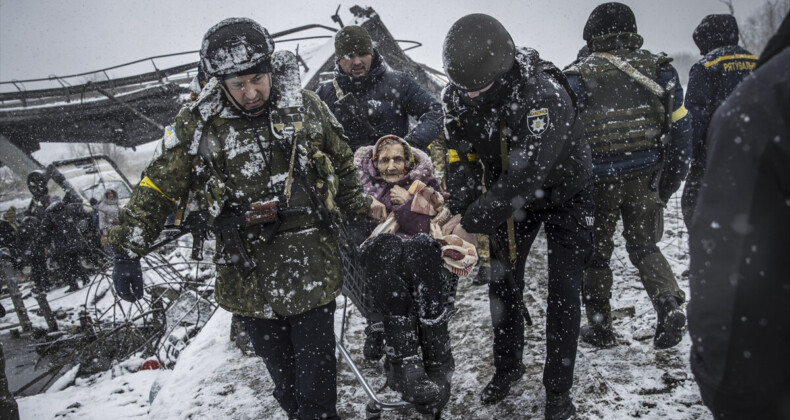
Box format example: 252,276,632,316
109,81,370,318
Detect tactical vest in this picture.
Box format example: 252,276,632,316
570,49,668,158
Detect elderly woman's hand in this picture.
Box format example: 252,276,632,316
389,185,411,206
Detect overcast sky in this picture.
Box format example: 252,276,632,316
0,0,768,83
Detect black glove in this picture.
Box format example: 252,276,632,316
113,254,144,302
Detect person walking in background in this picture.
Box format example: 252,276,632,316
681,14,758,229
688,12,790,420
564,2,692,350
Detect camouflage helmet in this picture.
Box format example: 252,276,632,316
200,18,275,78
442,14,515,91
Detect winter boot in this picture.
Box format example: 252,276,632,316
472,264,491,286
383,315,440,405
580,298,617,348
545,390,576,420
363,321,385,361
480,362,526,404
416,311,455,415
654,296,686,349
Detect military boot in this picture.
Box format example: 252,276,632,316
417,311,455,415
383,315,440,405
480,362,526,404
545,390,576,420
580,298,617,348
654,296,686,349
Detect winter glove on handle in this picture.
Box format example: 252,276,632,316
113,254,144,302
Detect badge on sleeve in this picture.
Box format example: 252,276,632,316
527,108,549,136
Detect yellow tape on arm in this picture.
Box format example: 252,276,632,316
671,105,688,123
139,176,176,203
447,149,479,164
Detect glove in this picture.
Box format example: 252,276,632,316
113,254,144,302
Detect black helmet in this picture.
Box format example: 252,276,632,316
583,2,637,41
200,18,275,78
442,14,515,92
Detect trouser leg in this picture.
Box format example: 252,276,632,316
681,163,704,231
362,234,412,316
489,219,541,373
541,188,593,393
241,301,339,420
0,343,20,420
584,182,620,305
402,234,444,320
622,178,685,306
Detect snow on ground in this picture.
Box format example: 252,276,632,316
4,188,709,419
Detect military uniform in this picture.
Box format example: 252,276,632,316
109,77,370,419
444,46,594,402
564,25,692,348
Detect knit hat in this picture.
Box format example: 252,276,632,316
335,25,374,59
583,2,637,41
693,14,740,55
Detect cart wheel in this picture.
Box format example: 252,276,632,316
365,401,382,419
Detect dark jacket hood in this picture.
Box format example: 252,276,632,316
693,14,740,55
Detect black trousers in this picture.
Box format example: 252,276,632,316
361,233,445,320
240,301,339,420
489,187,594,394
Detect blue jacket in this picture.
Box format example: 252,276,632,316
315,51,442,151
686,19,757,171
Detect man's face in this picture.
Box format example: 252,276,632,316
339,53,373,78
222,73,272,116
376,144,407,183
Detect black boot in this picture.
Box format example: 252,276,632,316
383,315,440,405
363,321,385,361
480,362,526,404
654,296,686,349
472,265,491,285
416,311,455,415
580,298,617,348
545,390,576,420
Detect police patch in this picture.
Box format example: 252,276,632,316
527,108,549,136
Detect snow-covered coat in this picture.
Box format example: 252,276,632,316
108,78,371,319
688,46,790,418
316,50,442,151
444,47,592,234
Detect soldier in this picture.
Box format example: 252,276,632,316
442,14,594,420
108,18,385,419
315,25,442,152
564,2,692,349
681,14,758,228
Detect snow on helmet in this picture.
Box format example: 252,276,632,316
442,14,515,92
200,18,275,78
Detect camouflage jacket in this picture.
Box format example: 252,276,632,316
109,78,371,318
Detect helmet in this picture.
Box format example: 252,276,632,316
200,18,275,78
442,14,515,91
583,2,637,41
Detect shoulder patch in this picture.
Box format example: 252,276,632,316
527,108,550,136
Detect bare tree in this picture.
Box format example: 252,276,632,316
719,0,736,15
740,0,790,55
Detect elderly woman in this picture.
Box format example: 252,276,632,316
354,135,476,414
